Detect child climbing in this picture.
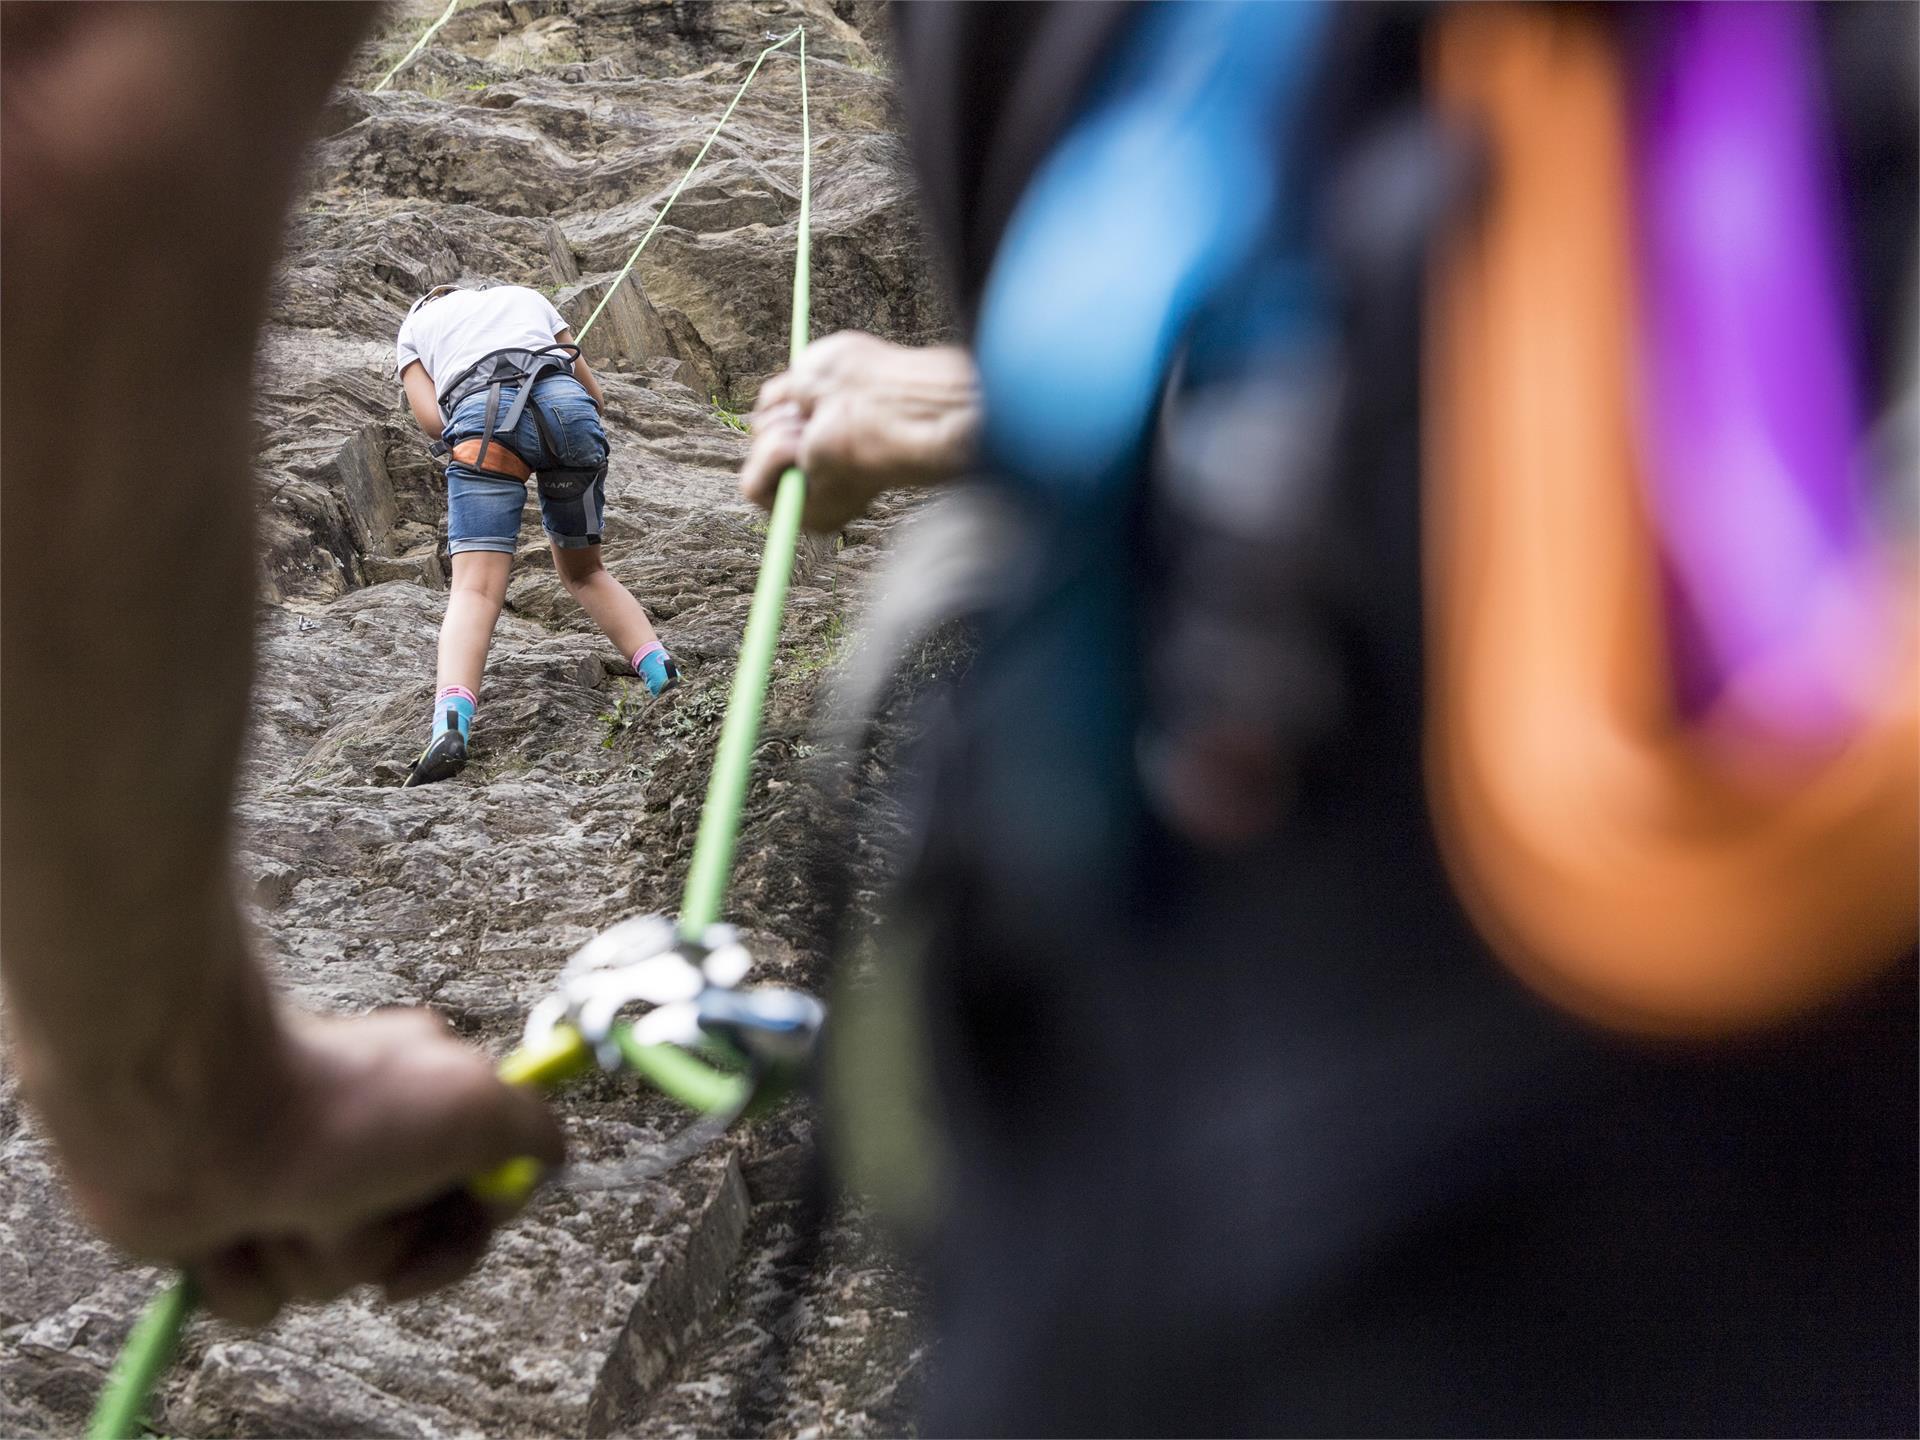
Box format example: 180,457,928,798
395,282,679,786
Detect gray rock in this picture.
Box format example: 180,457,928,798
1,0,944,1435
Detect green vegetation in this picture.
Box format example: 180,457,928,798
710,394,751,433
658,684,726,742
788,611,846,678
598,679,645,748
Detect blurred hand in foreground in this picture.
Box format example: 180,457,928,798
739,331,980,532
22,998,565,1325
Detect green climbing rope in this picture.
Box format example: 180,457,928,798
577,28,805,345
87,28,815,1440
679,23,811,937
88,1276,196,1440
371,0,469,94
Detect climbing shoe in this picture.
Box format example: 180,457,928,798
635,645,682,696
403,719,469,787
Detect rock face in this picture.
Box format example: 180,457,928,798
0,2,945,1434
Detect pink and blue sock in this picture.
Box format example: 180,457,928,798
632,642,674,695
433,685,477,741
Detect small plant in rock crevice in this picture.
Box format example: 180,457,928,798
659,684,727,742
598,679,645,748
788,610,847,678
710,394,751,433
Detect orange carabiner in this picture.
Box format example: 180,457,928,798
1423,4,1917,1035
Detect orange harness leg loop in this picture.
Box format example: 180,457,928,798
448,436,533,483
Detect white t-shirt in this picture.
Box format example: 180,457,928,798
394,285,569,397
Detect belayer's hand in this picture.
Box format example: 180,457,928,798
27,999,565,1326
739,331,979,532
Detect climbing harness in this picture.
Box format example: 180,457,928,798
91,25,817,1439
433,342,605,500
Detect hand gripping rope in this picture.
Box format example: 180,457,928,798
90,26,816,1438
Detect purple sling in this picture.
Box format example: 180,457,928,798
1633,1,1893,745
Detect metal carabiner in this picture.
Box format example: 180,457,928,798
520,914,819,1078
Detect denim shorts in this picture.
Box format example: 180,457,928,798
444,376,608,554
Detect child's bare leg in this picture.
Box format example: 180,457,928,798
552,541,660,661
437,551,513,695
406,550,512,784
